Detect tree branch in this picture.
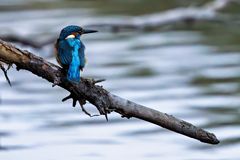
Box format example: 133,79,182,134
0,39,219,145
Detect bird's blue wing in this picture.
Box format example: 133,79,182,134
79,41,85,70
57,40,73,66
57,38,85,70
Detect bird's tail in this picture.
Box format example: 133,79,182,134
67,62,80,82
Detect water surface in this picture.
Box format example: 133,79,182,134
0,1,240,160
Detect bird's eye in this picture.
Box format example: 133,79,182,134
65,34,75,39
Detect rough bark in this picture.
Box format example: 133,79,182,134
0,39,220,144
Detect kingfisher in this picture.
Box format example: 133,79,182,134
55,25,97,82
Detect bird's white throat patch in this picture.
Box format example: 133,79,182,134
65,34,75,39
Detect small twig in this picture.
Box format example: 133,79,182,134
6,64,12,71
62,93,73,102
93,79,106,84
62,93,79,107
0,63,11,86
62,91,108,120
79,103,92,116
79,102,100,118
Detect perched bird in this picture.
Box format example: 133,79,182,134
55,25,97,82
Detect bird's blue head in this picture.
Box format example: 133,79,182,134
59,25,98,40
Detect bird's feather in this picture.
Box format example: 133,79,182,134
65,34,75,39
67,41,80,82
55,36,86,82
58,40,73,66
79,41,85,70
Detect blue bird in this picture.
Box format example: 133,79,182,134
55,25,97,82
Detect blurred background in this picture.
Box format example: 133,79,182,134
0,0,240,160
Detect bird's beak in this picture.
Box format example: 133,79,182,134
82,29,98,34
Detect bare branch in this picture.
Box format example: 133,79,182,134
0,39,220,144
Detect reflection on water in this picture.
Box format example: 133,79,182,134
0,0,240,160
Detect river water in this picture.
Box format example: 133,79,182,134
0,1,240,160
